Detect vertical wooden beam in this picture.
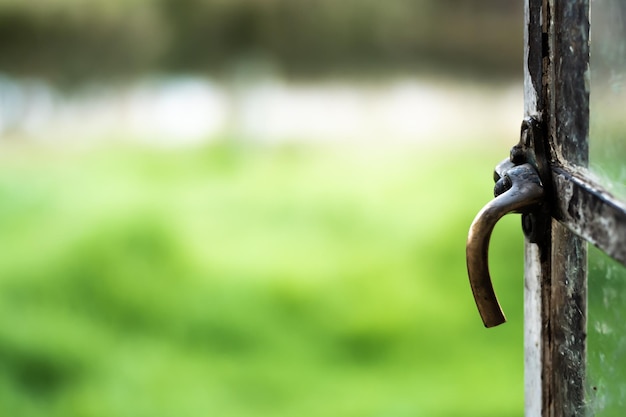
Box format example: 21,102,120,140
547,0,590,167
548,224,587,416
547,0,589,415
543,0,589,416
525,0,589,416
524,243,544,416
523,1,546,416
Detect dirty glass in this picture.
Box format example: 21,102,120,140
586,245,626,416
587,0,626,414
589,0,626,198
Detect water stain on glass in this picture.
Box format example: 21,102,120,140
586,245,626,416
589,0,626,199
587,1,626,414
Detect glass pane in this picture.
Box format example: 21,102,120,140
586,245,626,415
587,3,626,413
589,0,626,198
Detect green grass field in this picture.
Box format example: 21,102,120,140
0,140,525,417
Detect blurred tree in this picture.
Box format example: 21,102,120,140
0,0,523,84
0,0,166,85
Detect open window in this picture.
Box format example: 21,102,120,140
524,1,626,415
468,1,626,416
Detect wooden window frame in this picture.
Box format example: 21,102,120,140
524,0,626,416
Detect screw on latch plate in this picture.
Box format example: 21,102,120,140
466,117,548,328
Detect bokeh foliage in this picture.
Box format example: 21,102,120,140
0,0,522,84
0,141,524,416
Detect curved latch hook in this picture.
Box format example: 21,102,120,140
466,161,544,327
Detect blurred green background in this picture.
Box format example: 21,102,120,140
0,0,522,84
0,1,527,416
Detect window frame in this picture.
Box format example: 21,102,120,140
523,0,626,416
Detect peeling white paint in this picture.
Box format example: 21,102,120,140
524,4,538,117
525,242,543,417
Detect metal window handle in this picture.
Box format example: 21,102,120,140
466,159,545,327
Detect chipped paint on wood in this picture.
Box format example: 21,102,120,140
552,166,626,265
525,243,543,417
524,1,547,416
542,0,590,416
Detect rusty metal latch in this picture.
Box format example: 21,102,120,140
466,118,548,328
